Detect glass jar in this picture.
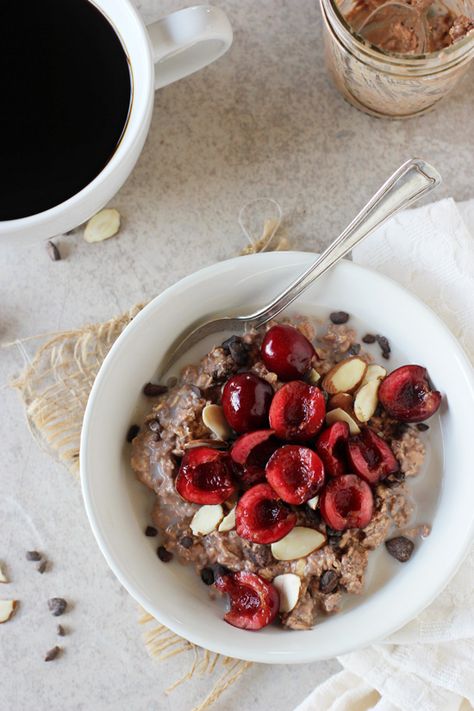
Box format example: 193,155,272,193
319,0,474,118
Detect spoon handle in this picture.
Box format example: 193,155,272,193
246,158,441,329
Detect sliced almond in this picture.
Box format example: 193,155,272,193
190,505,224,536
202,404,232,441
184,439,228,450
271,527,326,561
326,407,361,435
0,564,8,584
218,505,236,532
84,208,120,243
322,357,367,395
354,378,381,423
361,364,387,387
273,574,302,613
306,495,319,510
307,368,321,385
327,392,353,413
0,600,16,623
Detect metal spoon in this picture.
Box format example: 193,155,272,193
156,158,440,378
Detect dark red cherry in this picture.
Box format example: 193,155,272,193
175,447,235,504
235,483,296,544
378,365,441,422
320,474,373,531
265,445,325,505
261,324,315,380
222,373,274,433
269,381,326,441
215,571,279,630
230,429,280,489
315,421,349,477
347,427,399,484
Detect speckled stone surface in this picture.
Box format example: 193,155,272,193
1,1,473,709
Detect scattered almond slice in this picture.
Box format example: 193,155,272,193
0,600,17,623
326,407,361,435
306,495,319,510
273,574,301,613
190,505,224,536
307,368,321,385
202,404,232,441
327,392,353,413
360,364,387,387
0,564,8,584
218,505,236,532
271,527,326,561
354,378,381,423
84,208,120,243
322,357,368,395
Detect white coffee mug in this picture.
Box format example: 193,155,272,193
0,2,232,249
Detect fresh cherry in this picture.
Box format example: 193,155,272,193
378,365,441,422
231,429,280,489
261,324,315,380
269,381,326,441
347,427,399,484
265,445,325,505
222,372,274,433
315,421,349,478
320,474,373,531
235,483,296,544
215,571,279,630
175,447,235,504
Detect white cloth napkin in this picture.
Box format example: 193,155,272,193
295,198,474,711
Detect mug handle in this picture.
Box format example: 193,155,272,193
146,5,233,90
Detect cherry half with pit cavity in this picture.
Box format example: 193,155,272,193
215,570,279,630
230,429,280,489
175,447,235,504
378,364,441,422
266,445,325,505
320,474,374,531
269,380,326,441
315,421,349,477
347,427,399,484
261,324,316,380
222,372,274,433
235,483,296,543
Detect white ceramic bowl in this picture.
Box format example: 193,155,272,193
81,252,474,663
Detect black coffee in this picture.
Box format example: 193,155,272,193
1,1,132,221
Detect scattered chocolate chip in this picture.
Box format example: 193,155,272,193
382,352,390,360
385,536,414,562
330,311,350,324
37,559,47,574
416,423,429,431
392,423,409,439
200,567,215,585
46,240,61,262
157,546,173,563
384,477,402,488
147,419,161,433
222,336,249,366
143,382,168,397
126,424,140,442
362,334,376,344
319,570,339,594
26,551,42,561
48,598,67,617
56,624,66,636
376,335,391,355
326,527,342,538
393,469,406,481
348,343,361,356
145,526,158,537
180,536,193,549
44,646,61,662
328,536,341,547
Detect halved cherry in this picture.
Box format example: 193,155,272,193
315,421,349,478
347,427,398,484
320,474,373,531
269,381,326,441
261,324,316,381
215,571,279,630
175,447,235,504
265,445,325,504
378,365,441,423
222,372,274,433
235,483,296,544
231,429,280,489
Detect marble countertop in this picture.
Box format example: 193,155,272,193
1,1,473,709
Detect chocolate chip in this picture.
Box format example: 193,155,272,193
145,526,157,537
376,335,391,355
393,469,406,481
26,551,42,561
326,527,342,538
48,598,67,617
382,352,390,360
44,646,61,662
166,376,178,388
180,536,193,549
330,311,350,324
385,536,414,562
200,567,215,585
348,343,361,356
328,536,341,547
143,382,168,397
46,240,61,261
157,546,173,562
56,624,66,636
319,570,339,594
126,424,140,442
147,419,161,433
222,336,249,366
416,423,429,431
37,559,47,574
362,334,376,344
392,423,409,439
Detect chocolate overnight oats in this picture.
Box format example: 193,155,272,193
130,314,442,631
